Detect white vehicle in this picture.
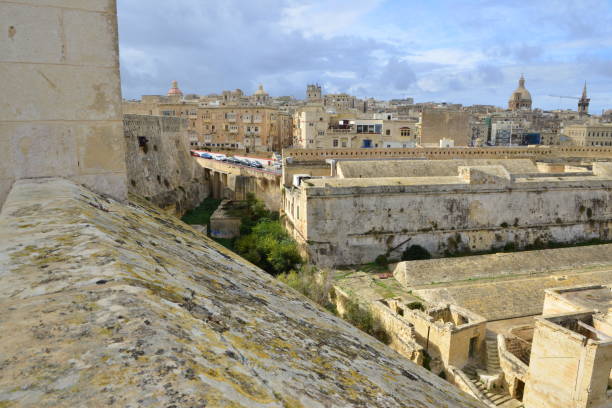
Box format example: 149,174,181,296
212,153,226,161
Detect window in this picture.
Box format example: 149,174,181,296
401,127,411,137
386,129,391,135
333,139,338,147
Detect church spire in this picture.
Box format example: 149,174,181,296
578,81,590,116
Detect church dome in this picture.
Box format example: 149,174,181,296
254,84,267,95
508,75,531,102
167,80,183,97
508,74,532,110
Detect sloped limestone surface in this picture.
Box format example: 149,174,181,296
0,178,484,407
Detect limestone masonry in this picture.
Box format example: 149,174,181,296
284,157,612,266
0,178,484,407
124,114,209,215
0,0,127,207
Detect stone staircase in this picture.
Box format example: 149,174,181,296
486,337,501,372
462,364,523,408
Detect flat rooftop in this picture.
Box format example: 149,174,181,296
336,159,538,178
552,285,612,312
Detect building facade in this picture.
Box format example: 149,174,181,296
124,82,292,152
564,123,612,147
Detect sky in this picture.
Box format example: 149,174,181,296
117,0,612,113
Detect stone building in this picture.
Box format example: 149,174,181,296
324,93,358,112
564,122,612,147
283,158,612,266
508,74,533,111
419,109,470,146
292,108,419,149
124,83,292,152
198,105,292,151
306,83,322,103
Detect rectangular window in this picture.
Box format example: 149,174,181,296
333,139,338,147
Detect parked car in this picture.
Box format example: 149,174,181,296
190,150,200,157
213,154,226,161
251,161,264,169
199,152,213,159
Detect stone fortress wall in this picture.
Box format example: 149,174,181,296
0,0,127,208
284,159,612,266
283,146,612,162
124,114,209,215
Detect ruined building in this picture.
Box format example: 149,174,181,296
0,1,485,406
332,234,612,407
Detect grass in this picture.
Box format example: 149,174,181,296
181,197,222,226
213,237,235,250
372,279,397,299
360,262,389,274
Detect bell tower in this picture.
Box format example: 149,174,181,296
578,82,590,117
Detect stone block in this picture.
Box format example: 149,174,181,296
2,122,79,179
63,8,118,67
73,172,127,201
0,63,122,122
76,121,126,175
0,2,63,64
0,178,14,211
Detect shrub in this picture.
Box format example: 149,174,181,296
235,219,302,276
401,245,432,261
374,254,389,267
277,267,335,313
407,301,424,311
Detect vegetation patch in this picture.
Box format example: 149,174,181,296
219,194,303,276
181,197,222,226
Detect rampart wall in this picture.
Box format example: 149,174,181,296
283,146,612,162
285,165,612,266
124,114,208,215
0,0,126,208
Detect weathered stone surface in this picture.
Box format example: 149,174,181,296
284,159,612,266
124,114,209,215
393,244,612,287
0,178,484,408
0,0,126,207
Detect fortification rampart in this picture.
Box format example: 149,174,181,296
284,162,612,266
124,114,208,215
283,146,612,163
0,0,127,208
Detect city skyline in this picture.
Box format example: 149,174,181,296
118,0,612,113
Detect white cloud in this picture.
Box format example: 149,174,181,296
280,0,384,38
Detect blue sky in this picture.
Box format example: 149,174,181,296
117,0,612,112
